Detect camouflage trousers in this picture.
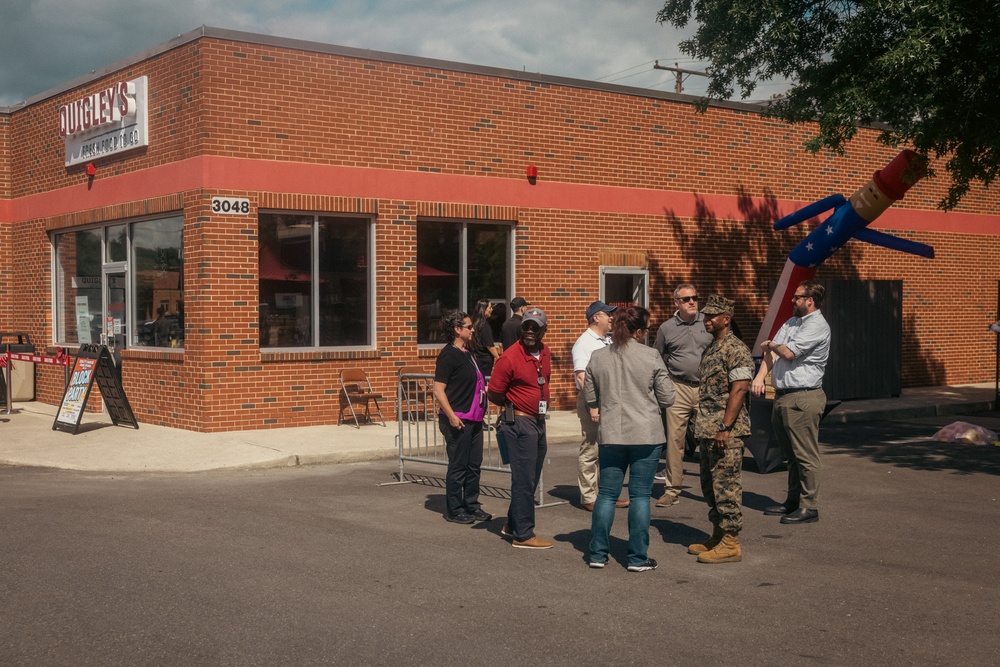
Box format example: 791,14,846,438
697,437,743,535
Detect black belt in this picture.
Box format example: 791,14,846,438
670,374,699,387
775,386,822,397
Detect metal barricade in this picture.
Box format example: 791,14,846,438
381,371,563,508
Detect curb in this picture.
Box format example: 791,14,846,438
826,399,994,425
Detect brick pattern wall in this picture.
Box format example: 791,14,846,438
2,32,998,432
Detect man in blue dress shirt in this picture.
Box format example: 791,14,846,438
752,281,831,524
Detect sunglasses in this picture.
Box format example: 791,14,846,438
678,295,699,303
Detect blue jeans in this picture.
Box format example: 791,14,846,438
589,444,663,566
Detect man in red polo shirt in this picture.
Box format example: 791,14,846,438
488,307,553,549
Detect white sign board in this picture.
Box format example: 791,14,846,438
211,197,251,215
62,76,149,167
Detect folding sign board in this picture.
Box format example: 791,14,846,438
53,345,138,434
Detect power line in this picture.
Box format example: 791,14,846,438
594,60,656,81
596,57,706,83
653,61,710,94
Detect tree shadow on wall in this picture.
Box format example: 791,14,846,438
648,185,945,395
901,311,947,386
649,186,866,338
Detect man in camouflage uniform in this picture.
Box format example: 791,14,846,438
688,294,752,564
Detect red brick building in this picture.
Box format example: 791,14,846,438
1,27,996,432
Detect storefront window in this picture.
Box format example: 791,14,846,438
416,220,510,344
132,217,184,348
55,229,103,345
259,213,373,348
53,215,184,348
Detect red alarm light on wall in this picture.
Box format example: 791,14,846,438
526,164,538,182
86,163,96,177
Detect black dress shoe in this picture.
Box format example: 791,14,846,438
780,508,819,524
764,503,798,516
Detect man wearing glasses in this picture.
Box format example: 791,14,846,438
488,308,553,549
752,281,831,524
653,283,713,508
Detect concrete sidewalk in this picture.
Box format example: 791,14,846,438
0,382,995,473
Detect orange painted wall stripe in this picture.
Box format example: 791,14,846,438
2,155,993,234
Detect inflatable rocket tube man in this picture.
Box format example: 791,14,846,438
753,149,935,354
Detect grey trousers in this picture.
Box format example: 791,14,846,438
772,388,825,510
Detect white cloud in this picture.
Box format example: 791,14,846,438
0,0,709,106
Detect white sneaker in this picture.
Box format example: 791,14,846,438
654,472,667,481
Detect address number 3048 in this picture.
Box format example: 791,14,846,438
211,197,251,214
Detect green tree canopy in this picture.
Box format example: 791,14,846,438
658,0,998,209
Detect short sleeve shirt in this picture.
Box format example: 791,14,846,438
695,331,753,439
653,312,713,381
772,310,831,389
488,342,551,415
571,328,611,390
473,325,497,375
435,345,479,414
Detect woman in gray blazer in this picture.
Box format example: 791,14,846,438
584,306,675,571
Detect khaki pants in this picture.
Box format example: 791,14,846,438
662,381,699,500
576,391,599,504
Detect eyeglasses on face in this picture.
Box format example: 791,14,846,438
459,324,475,329
677,295,699,303
792,294,810,301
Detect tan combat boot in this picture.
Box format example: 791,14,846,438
687,524,724,555
696,533,742,563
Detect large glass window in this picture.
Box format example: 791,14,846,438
259,213,373,348
53,215,184,349
132,218,184,348
417,220,510,344
55,228,103,345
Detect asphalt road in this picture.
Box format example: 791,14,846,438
2,415,998,665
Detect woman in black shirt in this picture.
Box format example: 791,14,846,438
433,311,491,525
470,299,501,376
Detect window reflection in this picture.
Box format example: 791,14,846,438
55,229,103,345
416,221,510,344
53,216,184,348
132,217,184,348
259,213,372,348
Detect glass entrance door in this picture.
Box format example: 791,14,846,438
105,271,127,349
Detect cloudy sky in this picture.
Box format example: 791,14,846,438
0,0,788,107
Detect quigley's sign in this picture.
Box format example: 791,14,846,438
60,76,149,167
59,81,136,138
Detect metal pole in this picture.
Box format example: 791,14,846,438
4,353,12,415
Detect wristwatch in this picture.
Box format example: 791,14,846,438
718,421,733,432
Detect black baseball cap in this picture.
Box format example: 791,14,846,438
510,296,530,310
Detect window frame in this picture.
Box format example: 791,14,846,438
51,213,184,350
416,218,514,349
258,210,377,352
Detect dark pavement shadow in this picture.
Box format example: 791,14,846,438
822,420,1000,476
652,517,706,548
742,490,781,512
554,528,631,568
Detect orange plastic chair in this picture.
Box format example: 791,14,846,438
339,368,386,428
